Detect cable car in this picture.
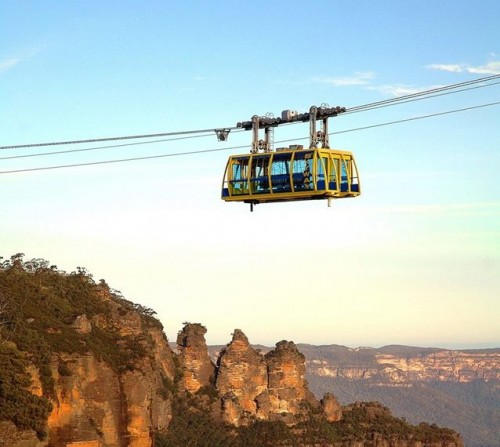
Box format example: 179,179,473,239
222,105,360,211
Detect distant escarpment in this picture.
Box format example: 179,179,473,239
292,344,500,447
0,254,463,447
299,344,500,383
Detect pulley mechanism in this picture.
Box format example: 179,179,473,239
237,105,346,154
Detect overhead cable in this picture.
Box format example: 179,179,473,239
1,73,499,152
0,129,245,161
344,73,500,114
0,127,239,151
1,100,498,176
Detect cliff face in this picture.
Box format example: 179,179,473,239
375,350,500,383
296,344,499,447
301,345,500,383
42,300,176,447
0,277,176,447
1,315,464,447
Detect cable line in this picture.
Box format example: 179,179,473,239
0,127,238,151
344,73,500,114
1,100,498,176
0,145,248,175
335,101,500,135
344,80,500,115
1,73,499,152
0,129,245,161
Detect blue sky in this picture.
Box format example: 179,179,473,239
1,1,499,348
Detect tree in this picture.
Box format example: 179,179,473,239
0,290,11,344
10,253,25,269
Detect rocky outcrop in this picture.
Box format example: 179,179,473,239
177,327,320,426
215,329,268,424
176,323,214,393
44,296,176,447
265,340,316,418
321,392,342,422
215,331,320,425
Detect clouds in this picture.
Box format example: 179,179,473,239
312,58,500,98
313,71,439,97
0,47,42,74
428,61,500,75
312,72,375,86
313,72,425,97
0,58,22,74
367,84,440,97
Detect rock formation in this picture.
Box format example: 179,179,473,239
265,340,317,418
176,323,214,393
177,327,322,426
215,329,268,424
45,304,176,447
1,283,177,447
321,392,342,422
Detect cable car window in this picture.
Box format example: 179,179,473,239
330,158,338,190
251,155,270,194
350,158,360,192
271,152,292,192
292,151,313,191
317,157,326,190
341,158,349,192
231,158,249,195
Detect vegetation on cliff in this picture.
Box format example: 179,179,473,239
0,344,52,439
155,396,460,447
0,253,162,439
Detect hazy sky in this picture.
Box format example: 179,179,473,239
1,1,499,348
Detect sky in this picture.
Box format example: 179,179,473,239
1,1,499,349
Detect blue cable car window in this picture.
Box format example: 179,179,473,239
251,156,270,194
231,158,249,195
292,152,313,191
341,159,349,192
317,157,326,190
330,158,338,190
270,153,292,192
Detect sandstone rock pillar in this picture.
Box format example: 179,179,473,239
215,329,268,425
176,323,214,393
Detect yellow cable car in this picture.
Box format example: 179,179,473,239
221,105,360,210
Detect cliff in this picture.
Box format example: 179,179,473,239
0,256,176,447
299,344,500,383
294,344,500,447
0,255,464,447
